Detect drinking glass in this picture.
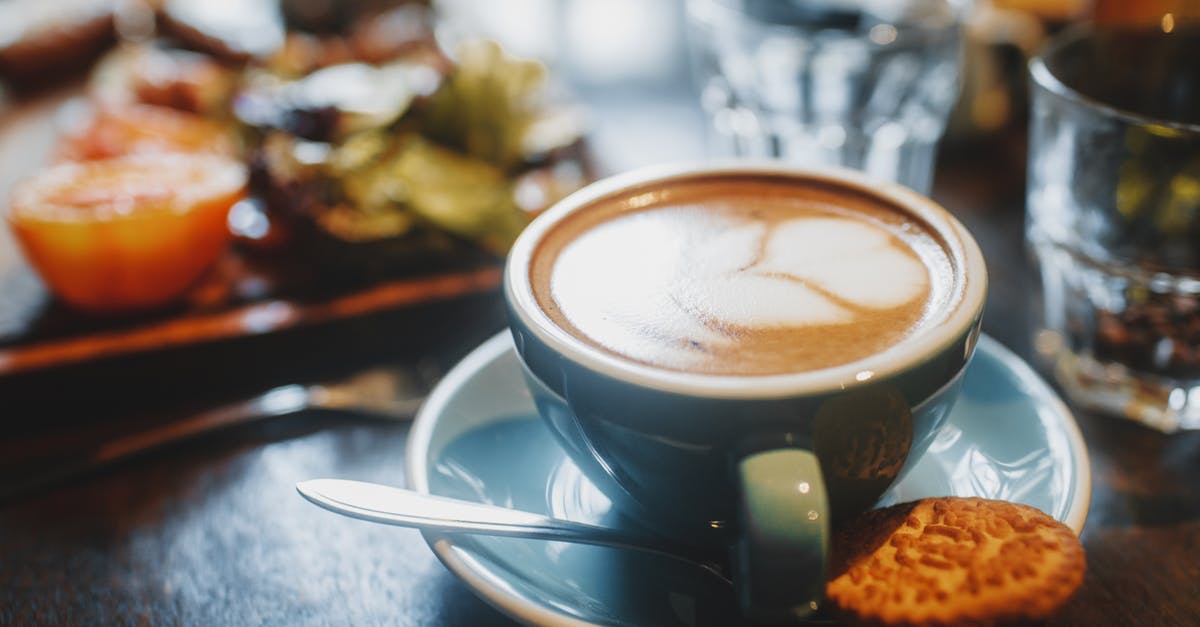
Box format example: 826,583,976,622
685,0,962,193
1027,24,1200,431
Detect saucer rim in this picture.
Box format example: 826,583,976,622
983,335,1091,533
406,331,1090,627
408,332,593,627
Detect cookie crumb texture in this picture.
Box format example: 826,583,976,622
826,497,1085,626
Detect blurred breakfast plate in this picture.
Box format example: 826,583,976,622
0,2,590,376
406,332,1090,627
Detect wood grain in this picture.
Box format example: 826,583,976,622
0,266,502,375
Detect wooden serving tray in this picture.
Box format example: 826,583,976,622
0,87,505,377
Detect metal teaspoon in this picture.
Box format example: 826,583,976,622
296,478,730,583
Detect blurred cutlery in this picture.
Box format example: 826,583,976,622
0,361,438,503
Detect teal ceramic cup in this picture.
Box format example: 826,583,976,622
504,164,987,622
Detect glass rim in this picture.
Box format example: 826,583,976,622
1029,24,1200,134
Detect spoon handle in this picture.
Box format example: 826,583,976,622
296,478,707,564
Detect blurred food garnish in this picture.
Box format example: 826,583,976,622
346,4,440,65
236,61,440,140
161,0,440,66
90,44,239,115
387,136,528,254
266,4,443,77
280,0,430,34
0,0,115,85
247,37,586,271
423,40,574,170
159,0,286,61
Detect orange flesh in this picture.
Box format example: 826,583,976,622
7,155,247,313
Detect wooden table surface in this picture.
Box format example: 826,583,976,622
3,36,1199,627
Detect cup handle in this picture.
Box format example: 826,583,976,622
735,448,830,622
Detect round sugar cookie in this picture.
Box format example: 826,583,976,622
825,497,1085,626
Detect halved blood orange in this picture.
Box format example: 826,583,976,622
7,154,247,313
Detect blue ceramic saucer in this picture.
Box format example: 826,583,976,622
406,333,1090,627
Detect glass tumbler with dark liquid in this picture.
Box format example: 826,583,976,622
1027,20,1200,430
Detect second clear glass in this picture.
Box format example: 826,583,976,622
685,0,962,193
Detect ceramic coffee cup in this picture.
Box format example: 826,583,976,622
504,163,987,621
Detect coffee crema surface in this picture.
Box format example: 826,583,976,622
530,178,956,376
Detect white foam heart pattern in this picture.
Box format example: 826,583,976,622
754,218,930,310
548,205,933,371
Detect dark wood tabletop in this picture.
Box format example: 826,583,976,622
3,12,1199,627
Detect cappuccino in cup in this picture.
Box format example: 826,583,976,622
529,175,958,376
504,164,987,621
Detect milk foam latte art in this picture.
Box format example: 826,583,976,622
530,178,955,376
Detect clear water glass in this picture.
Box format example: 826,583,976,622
685,0,962,193
1027,25,1200,431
